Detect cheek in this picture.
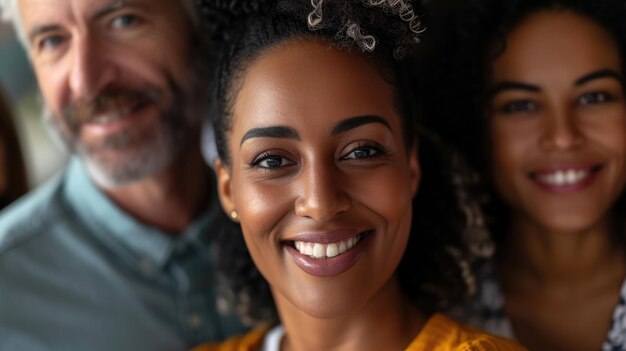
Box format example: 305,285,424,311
353,166,414,223
594,119,626,156
235,181,295,285
235,179,293,238
136,26,192,84
594,124,626,191
490,123,530,189
35,65,65,114
489,122,538,212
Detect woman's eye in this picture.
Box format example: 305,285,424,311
500,100,538,114
578,92,613,105
341,145,384,160
252,155,295,169
111,14,139,29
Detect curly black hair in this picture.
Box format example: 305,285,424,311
199,0,487,327
419,0,626,243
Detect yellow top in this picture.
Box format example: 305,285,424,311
191,313,526,351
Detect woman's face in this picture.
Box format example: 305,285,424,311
216,39,419,319
488,10,626,233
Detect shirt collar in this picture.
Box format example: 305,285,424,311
63,157,217,275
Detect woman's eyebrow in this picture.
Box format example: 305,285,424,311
240,126,300,145
488,81,540,98
331,115,391,136
575,68,624,86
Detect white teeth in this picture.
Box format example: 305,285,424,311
92,113,120,124
326,243,339,258
338,241,347,254
313,243,325,258
304,242,314,256
293,234,362,259
91,106,134,124
538,169,588,186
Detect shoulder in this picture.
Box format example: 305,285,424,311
408,313,527,351
603,276,626,349
190,329,267,351
446,259,514,338
0,172,68,255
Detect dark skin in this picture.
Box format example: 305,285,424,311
488,10,626,350
216,39,426,351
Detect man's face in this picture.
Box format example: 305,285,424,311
19,0,204,187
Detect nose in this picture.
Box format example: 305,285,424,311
68,35,117,102
295,162,351,222
539,107,584,151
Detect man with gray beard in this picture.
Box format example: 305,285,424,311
0,0,247,350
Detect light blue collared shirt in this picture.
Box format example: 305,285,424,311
0,158,247,351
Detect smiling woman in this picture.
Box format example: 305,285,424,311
420,0,626,350
191,1,526,350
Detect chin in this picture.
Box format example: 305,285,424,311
537,214,605,234
300,301,363,320
281,285,369,320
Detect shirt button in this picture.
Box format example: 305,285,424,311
187,314,203,329
140,257,154,273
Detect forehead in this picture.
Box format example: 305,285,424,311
18,0,185,29
19,0,118,20
493,10,621,80
232,39,400,131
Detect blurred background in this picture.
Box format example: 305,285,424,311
1,21,68,188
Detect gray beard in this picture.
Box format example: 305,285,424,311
79,110,183,189
42,65,207,189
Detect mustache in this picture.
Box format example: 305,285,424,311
62,86,160,131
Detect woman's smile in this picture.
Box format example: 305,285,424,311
283,229,375,276
528,163,603,193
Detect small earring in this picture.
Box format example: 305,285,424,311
230,210,239,221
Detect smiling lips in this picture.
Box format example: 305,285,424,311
89,103,142,125
285,230,372,276
294,234,362,259
530,165,601,192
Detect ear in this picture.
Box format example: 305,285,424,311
215,159,236,217
408,144,420,197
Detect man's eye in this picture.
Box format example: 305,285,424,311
38,35,65,51
111,14,139,29
501,100,537,114
579,92,613,105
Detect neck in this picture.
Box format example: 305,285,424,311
500,213,624,289
103,144,211,235
275,277,426,351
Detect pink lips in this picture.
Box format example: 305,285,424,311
529,164,601,193
284,230,372,277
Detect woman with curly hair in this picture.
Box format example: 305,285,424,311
192,0,525,350
420,0,626,349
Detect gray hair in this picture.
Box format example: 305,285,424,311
0,0,201,50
